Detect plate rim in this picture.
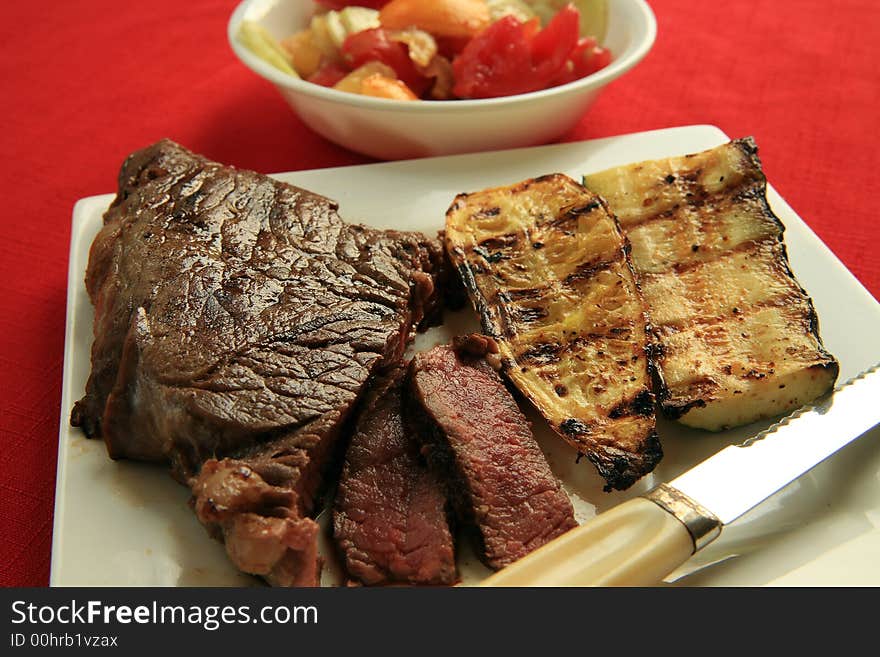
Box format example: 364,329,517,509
50,124,880,587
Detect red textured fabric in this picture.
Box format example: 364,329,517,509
1,0,877,587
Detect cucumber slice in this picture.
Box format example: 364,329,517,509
321,10,348,49
238,21,298,76
338,7,381,36
311,8,380,56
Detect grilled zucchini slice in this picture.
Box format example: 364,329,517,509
445,174,660,491
584,138,839,430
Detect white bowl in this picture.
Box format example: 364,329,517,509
228,0,656,160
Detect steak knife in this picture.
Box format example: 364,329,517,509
482,362,880,586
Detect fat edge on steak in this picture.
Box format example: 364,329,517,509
584,138,839,431
445,174,661,491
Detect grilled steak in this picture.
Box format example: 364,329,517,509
584,138,839,430
445,174,660,491
333,366,456,586
409,339,577,570
70,139,445,585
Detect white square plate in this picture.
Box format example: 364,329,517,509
51,125,880,587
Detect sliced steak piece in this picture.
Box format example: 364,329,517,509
70,139,446,586
333,366,456,586
409,339,577,570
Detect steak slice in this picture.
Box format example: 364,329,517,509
333,366,456,586
70,139,445,586
409,339,577,570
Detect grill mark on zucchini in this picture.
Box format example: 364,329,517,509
649,286,816,332
475,206,501,217
519,342,562,364
473,245,508,263
510,305,549,325
660,237,775,276
503,286,548,301
615,171,764,231
563,258,617,286
516,330,644,365
545,201,601,231
477,233,519,250
624,186,782,276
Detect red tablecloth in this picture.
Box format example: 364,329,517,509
2,0,878,587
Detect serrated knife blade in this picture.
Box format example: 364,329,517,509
665,362,880,532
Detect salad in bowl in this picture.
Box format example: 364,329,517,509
240,1,613,101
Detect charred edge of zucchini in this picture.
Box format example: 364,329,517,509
453,260,503,341
583,430,664,492
736,138,840,377
773,236,838,371
766,223,839,372
559,412,662,491
527,173,568,188
644,321,669,400
775,244,839,373
657,396,707,421
810,359,841,385
734,136,760,166
453,173,572,204
456,257,520,340
446,193,470,214
434,232,469,312
560,418,591,436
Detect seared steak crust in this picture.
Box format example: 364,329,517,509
71,139,444,585
333,366,456,586
409,341,577,570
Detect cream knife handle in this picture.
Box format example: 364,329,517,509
480,496,699,587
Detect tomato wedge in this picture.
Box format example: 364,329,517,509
341,28,430,95
452,5,582,99
529,4,580,80
551,36,612,86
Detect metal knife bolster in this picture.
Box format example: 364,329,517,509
644,484,722,552
642,363,880,553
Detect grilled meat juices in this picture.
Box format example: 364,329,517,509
584,138,839,430
333,366,456,586
71,139,445,586
409,339,577,570
445,174,660,491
